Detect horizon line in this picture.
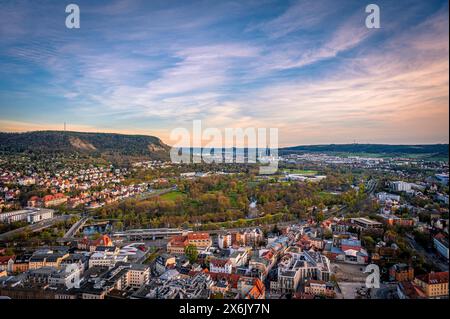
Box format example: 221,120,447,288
1,129,448,148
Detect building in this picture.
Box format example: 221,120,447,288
436,193,449,205
43,193,68,207
275,251,332,294
228,249,250,268
10,254,31,273
435,174,449,186
242,228,264,247
28,252,69,270
389,264,414,282
414,272,449,299
167,232,212,254
0,210,29,223
48,267,81,287
376,192,401,203
88,251,128,269
218,233,232,249
77,235,113,252
126,264,150,288
26,267,58,285
60,253,89,274
378,214,415,227
237,277,265,299
304,279,335,298
391,181,412,192
133,272,213,299
209,259,233,274
0,255,15,272
433,234,449,260
397,281,426,299
324,239,369,264
27,209,54,224
350,217,383,230
0,208,54,224
166,235,188,255
187,232,212,251
155,254,176,275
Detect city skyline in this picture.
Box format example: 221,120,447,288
0,0,449,147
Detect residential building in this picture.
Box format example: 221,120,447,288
389,264,414,282
167,232,212,254
304,279,335,298
376,192,401,203
414,272,449,299
433,234,449,260
28,252,69,270
210,259,233,274
0,208,54,224
0,255,15,272
391,181,412,192
350,217,383,230
155,254,176,275
88,251,128,269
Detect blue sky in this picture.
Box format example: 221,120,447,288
0,0,448,146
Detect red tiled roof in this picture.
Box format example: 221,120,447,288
293,293,315,299
399,282,426,299
416,272,449,285
93,235,112,246
208,272,241,289
210,259,231,267
169,235,188,247
243,277,265,299
0,255,15,265
187,232,210,240
43,195,54,201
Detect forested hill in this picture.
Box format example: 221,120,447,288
0,131,171,160
280,144,449,158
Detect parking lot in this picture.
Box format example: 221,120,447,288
332,262,368,282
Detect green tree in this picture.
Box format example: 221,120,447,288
316,211,325,222
184,244,198,263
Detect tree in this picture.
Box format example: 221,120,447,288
316,211,325,223
323,229,333,239
184,244,198,263
114,221,124,231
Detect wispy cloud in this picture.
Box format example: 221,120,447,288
0,0,448,146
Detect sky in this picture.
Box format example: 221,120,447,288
0,0,448,147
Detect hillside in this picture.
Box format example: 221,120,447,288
0,131,171,161
280,144,449,159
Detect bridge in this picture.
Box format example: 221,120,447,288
0,215,72,241
112,228,186,240
63,216,90,239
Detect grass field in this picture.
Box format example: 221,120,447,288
159,191,185,201
284,169,319,175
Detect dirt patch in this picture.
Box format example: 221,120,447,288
148,143,166,152
69,137,97,151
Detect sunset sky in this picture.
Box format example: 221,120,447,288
0,0,448,147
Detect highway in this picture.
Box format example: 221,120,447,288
0,214,73,241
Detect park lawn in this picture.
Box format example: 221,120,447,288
159,191,186,201
284,169,319,176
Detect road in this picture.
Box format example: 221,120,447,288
406,234,449,272
0,214,73,240
366,179,378,195
63,216,89,238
